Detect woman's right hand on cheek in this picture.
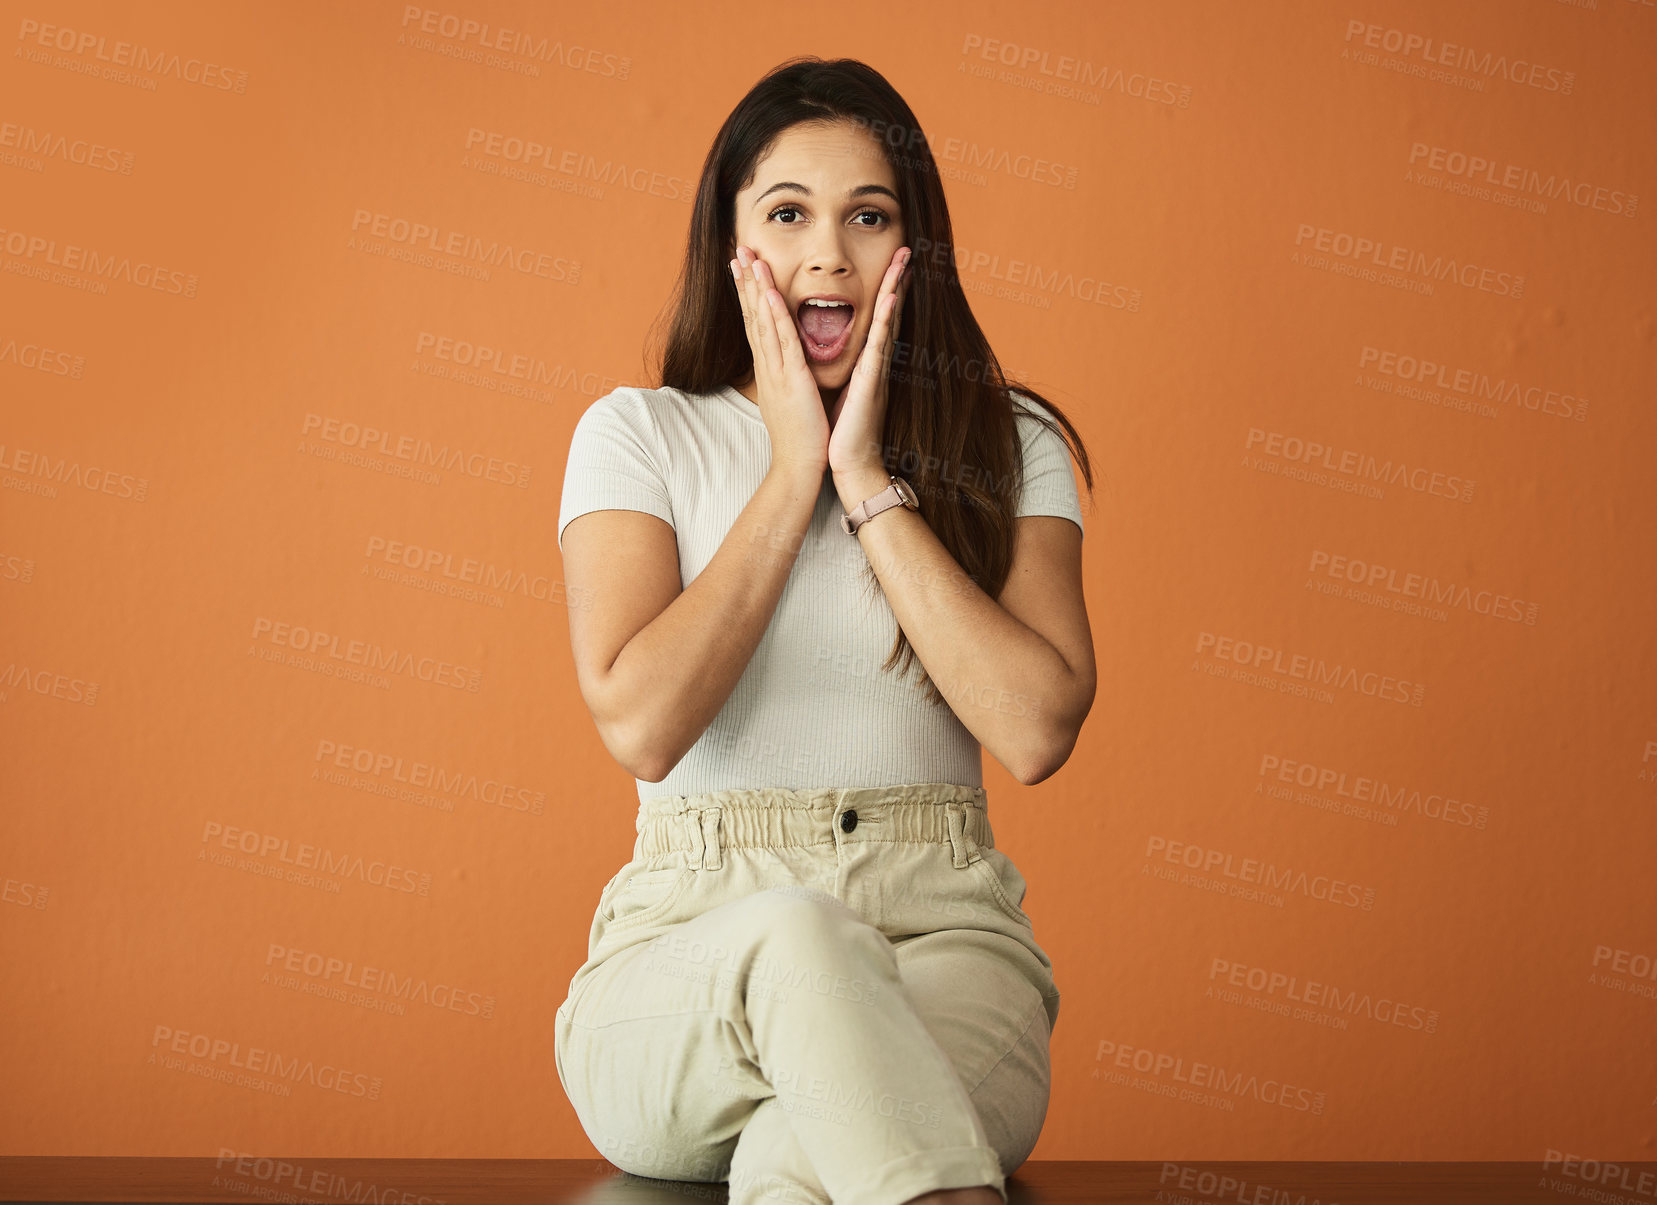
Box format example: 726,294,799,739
730,245,830,478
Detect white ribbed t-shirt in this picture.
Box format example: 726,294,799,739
558,382,1084,802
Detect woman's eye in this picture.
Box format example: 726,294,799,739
766,205,890,227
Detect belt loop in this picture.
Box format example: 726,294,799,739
968,799,991,853
944,801,977,869
699,808,722,870
685,811,704,868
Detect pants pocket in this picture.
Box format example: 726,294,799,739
971,849,1035,929
599,863,695,930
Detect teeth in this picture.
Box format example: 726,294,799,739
802,299,850,308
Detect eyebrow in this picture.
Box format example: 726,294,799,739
753,181,899,207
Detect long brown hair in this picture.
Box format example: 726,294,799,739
651,55,1094,708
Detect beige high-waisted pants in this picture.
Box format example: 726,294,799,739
553,782,1062,1205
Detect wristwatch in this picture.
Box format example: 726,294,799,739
841,475,920,535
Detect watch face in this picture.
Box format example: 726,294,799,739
894,477,919,508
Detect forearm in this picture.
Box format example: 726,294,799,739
834,466,1080,782
605,459,825,781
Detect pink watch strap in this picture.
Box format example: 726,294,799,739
842,476,915,535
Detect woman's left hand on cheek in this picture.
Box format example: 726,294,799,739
827,245,911,476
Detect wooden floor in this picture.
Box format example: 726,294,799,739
1,1157,1650,1203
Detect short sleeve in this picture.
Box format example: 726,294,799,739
558,389,675,552
1011,394,1083,535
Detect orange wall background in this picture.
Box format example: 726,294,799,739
3,0,1655,1172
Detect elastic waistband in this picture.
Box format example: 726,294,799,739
633,781,994,870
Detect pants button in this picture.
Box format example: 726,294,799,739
840,809,858,833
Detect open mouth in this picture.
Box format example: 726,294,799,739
795,298,856,363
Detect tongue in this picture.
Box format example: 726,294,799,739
799,304,852,345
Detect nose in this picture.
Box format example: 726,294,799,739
800,226,853,279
